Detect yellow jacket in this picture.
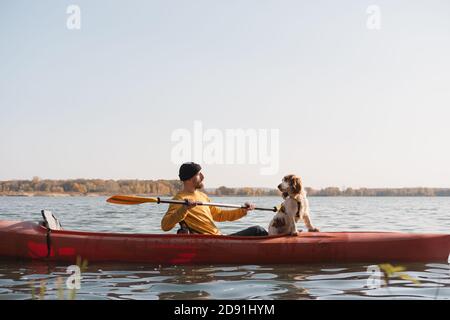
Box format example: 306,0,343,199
161,191,247,235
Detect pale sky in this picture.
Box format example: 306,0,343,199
1,0,450,189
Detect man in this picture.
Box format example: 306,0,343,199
161,162,269,236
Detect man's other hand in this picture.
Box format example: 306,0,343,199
242,202,256,213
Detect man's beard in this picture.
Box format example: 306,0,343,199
195,181,204,189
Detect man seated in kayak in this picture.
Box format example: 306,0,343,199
161,162,269,236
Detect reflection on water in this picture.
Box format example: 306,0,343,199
0,260,449,300
0,196,449,300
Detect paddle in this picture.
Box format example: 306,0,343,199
107,195,278,212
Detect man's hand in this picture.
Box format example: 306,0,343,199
176,199,197,216
183,199,197,209
242,202,256,213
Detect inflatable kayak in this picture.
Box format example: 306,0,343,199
0,219,449,265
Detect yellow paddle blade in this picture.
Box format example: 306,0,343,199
106,195,159,205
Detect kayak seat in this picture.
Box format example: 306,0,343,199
41,210,63,231
177,220,199,234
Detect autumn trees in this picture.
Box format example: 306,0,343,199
0,179,449,196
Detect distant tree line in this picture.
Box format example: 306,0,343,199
304,187,450,197
0,178,449,196
0,177,182,196
207,186,280,197
207,186,450,197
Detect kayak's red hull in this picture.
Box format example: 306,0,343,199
0,220,449,265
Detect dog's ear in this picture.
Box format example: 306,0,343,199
292,176,302,194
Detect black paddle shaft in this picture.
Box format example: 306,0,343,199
157,198,277,212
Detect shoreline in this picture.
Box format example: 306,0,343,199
2,180,449,197
1,193,450,198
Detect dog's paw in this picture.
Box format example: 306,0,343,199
308,227,320,232
289,231,299,237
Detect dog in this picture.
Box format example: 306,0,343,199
268,174,320,236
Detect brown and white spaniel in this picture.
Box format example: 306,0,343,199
268,174,320,236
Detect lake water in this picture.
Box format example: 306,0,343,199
0,196,449,300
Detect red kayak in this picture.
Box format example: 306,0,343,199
0,220,449,265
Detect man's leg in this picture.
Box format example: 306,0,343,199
229,226,268,236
